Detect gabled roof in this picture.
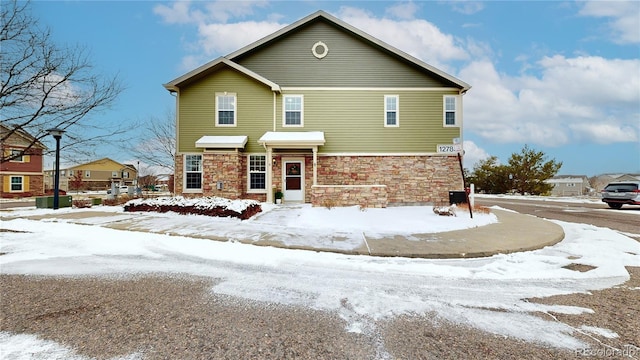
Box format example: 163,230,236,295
0,124,47,149
164,11,470,93
66,157,126,170
164,57,281,92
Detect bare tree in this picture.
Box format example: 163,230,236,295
128,110,176,174
1,0,125,163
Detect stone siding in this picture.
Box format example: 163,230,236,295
175,153,463,206
311,185,388,208
317,155,462,205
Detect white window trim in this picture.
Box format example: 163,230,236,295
215,92,237,127
443,95,459,127
9,175,24,192
183,153,203,193
9,149,24,162
247,154,267,193
84,170,91,178
384,95,399,127
283,94,304,127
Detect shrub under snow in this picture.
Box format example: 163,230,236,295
123,196,262,220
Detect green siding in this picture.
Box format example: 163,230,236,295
276,90,460,153
178,68,273,153
233,20,457,88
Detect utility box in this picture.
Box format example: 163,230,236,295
448,191,467,205
35,195,72,209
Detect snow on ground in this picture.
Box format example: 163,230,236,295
1,200,639,359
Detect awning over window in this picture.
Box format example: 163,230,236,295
195,135,248,149
257,131,325,147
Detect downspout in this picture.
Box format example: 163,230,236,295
171,89,179,194
273,92,277,132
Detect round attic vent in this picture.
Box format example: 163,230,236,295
312,41,328,59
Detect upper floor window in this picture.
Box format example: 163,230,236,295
69,170,74,177
283,95,303,127
10,149,24,162
444,96,458,126
123,171,130,179
248,155,266,191
216,93,236,126
84,170,91,178
184,154,202,190
112,171,118,178
384,95,399,127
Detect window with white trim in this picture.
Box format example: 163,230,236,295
384,95,399,127
123,171,129,179
69,170,74,177
248,155,266,191
85,170,91,178
216,93,236,126
10,176,23,191
444,96,458,126
10,149,24,162
283,95,303,126
112,171,118,178
184,154,202,190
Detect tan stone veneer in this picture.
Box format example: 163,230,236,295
315,155,463,207
175,153,463,207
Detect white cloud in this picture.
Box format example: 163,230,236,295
336,6,469,70
203,0,269,23
462,140,490,169
460,56,640,147
153,1,204,24
385,1,420,20
197,21,285,56
449,1,485,15
578,1,640,44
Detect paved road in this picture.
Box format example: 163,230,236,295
475,197,640,238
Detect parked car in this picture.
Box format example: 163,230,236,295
601,181,640,209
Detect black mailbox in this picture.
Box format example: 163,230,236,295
449,191,467,205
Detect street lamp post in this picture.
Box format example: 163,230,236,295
47,128,65,210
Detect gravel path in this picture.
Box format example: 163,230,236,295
1,268,638,359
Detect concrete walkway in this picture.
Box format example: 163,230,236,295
13,208,565,259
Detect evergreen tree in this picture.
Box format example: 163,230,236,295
507,145,562,195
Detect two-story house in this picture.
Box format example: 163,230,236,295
44,157,138,192
1,124,47,198
164,11,470,207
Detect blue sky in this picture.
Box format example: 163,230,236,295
31,0,640,176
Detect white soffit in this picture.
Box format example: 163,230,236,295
195,135,248,148
258,131,325,146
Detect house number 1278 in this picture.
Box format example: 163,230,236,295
437,145,460,153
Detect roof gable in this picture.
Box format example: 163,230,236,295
0,124,47,149
67,157,125,170
164,57,281,92
164,11,469,92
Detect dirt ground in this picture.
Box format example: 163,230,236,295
1,266,638,359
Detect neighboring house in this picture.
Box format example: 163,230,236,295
45,157,138,192
591,173,640,193
0,124,47,198
545,175,591,196
163,11,470,207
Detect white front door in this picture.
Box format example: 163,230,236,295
283,159,304,202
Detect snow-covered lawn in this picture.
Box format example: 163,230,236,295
1,199,639,358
